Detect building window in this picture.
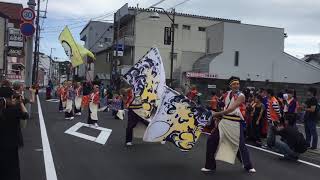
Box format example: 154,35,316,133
174,24,179,29
182,25,191,30
198,27,206,31
104,38,112,43
164,27,172,45
234,51,239,66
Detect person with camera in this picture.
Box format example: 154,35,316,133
0,86,29,180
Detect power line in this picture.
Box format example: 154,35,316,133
89,0,168,51
169,0,192,9
42,11,116,29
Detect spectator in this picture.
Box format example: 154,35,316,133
283,89,297,127
187,85,198,102
1,79,12,88
0,87,29,180
249,95,265,145
303,87,318,150
209,91,219,111
266,89,282,148
274,123,307,161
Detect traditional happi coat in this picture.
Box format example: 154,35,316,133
61,87,67,109
75,86,83,110
65,87,75,113
215,90,246,164
89,91,100,121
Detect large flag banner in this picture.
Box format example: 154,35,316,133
143,86,212,151
59,26,95,67
77,43,96,61
123,48,166,121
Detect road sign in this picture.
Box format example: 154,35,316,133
7,47,24,57
21,8,35,22
20,23,35,37
8,28,23,47
113,44,124,57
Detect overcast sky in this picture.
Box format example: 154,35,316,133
5,0,320,60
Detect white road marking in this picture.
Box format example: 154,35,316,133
46,99,60,103
246,144,320,169
65,122,112,145
37,95,58,180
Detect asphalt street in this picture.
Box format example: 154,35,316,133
19,96,320,180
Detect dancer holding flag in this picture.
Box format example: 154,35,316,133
202,76,256,173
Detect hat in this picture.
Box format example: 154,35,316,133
0,87,14,98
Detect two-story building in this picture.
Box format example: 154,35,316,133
112,6,239,87
0,2,25,82
79,21,113,84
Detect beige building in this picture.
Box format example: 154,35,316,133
114,6,240,86
0,13,8,74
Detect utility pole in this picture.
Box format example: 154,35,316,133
49,48,55,81
32,0,40,84
25,0,36,115
170,8,175,88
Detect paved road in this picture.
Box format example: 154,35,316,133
20,96,320,180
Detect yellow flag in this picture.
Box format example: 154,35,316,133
77,43,96,61
59,26,84,67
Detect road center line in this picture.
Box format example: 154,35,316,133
246,144,320,169
37,95,58,180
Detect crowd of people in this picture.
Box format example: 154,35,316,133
203,85,319,162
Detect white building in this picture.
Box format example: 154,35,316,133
191,22,320,84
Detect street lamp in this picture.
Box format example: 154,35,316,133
149,7,176,87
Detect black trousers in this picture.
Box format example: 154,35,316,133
74,106,81,114
205,121,253,170
0,147,20,180
59,99,63,111
87,107,97,124
125,109,149,143
65,111,74,118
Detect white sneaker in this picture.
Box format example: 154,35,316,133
161,141,166,145
94,123,99,127
70,117,74,120
201,168,214,172
126,142,133,146
75,112,81,116
248,168,256,173
65,117,70,120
